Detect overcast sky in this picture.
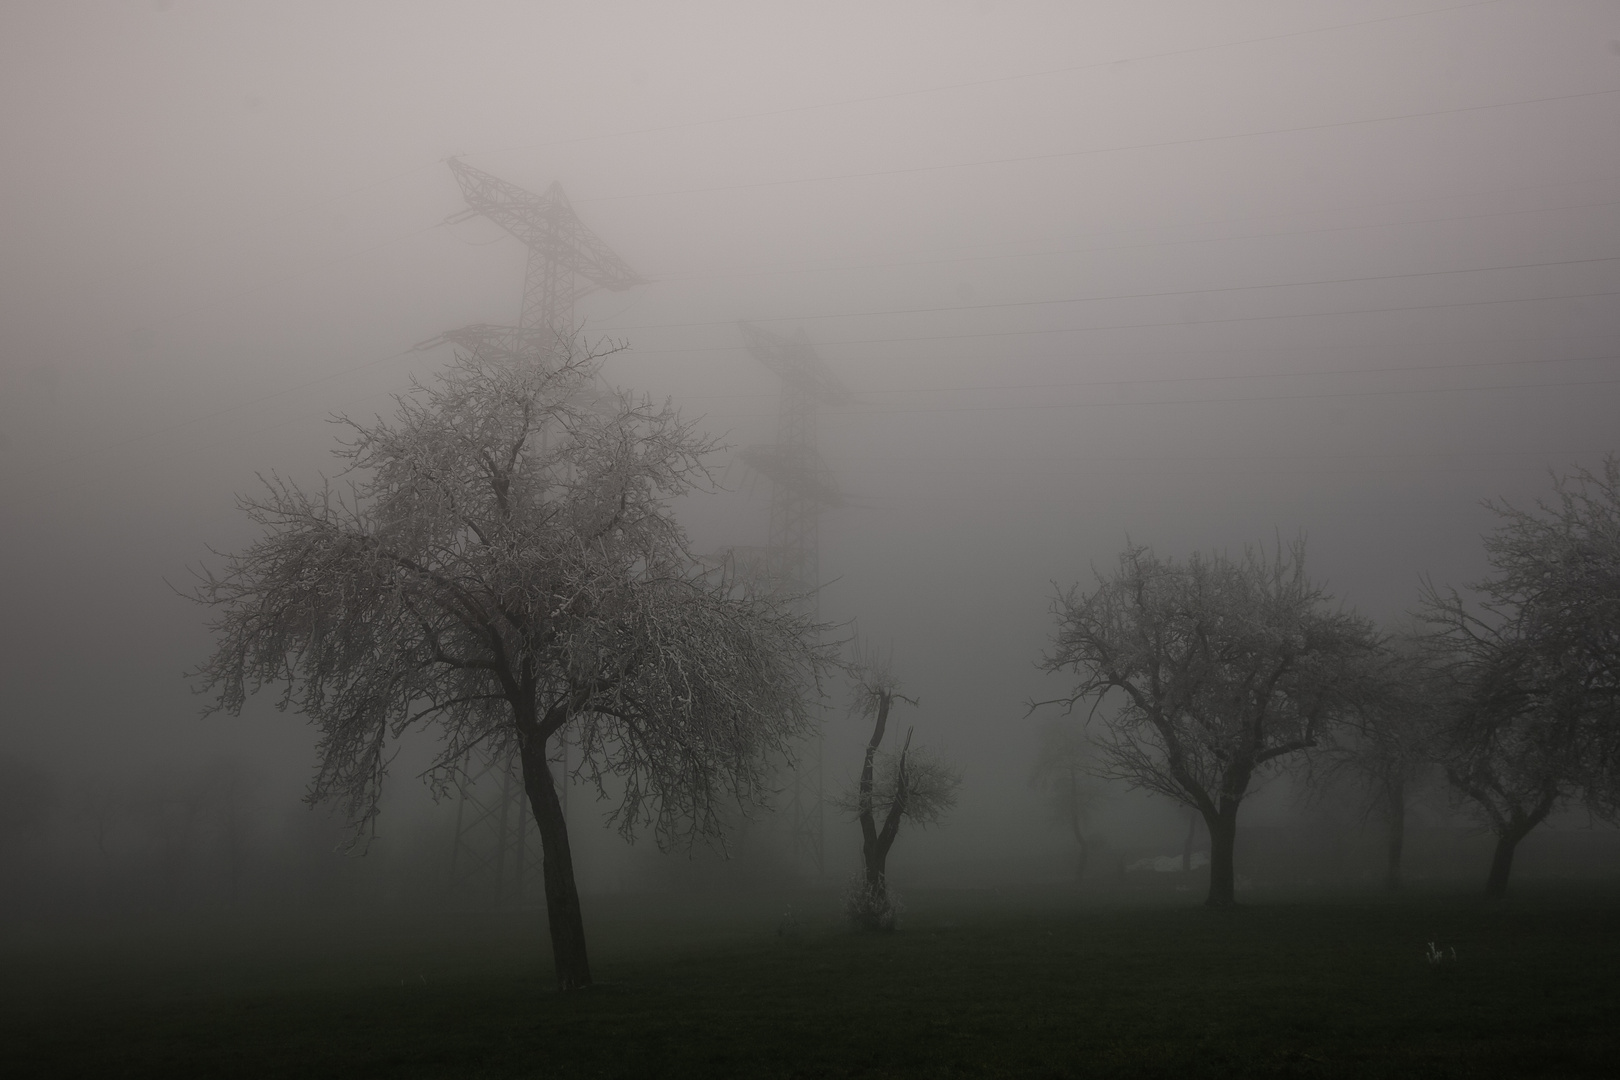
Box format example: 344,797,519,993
2,0,1617,877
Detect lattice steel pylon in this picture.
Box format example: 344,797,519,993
447,747,543,910
448,157,642,340
435,159,640,909
737,321,852,879
418,158,644,367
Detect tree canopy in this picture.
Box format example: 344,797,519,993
1422,457,1620,895
191,345,834,987
1036,540,1379,906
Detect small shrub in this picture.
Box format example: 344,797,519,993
1425,941,1458,966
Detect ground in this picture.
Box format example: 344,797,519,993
3,883,1617,1078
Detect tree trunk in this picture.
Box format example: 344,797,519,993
1383,779,1405,894
1484,830,1520,900
1182,810,1197,874
1204,809,1238,908
1484,817,1539,901
860,841,891,923
861,781,904,918
857,693,890,890
1483,796,1556,900
1069,774,1089,883
857,702,909,927
519,737,591,990
864,844,888,891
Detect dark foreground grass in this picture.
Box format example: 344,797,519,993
4,885,1618,1078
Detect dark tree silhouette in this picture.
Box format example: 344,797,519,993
1036,540,1379,907
1422,457,1620,898
191,344,833,988
1317,640,1442,892
1030,716,1103,882
838,654,958,930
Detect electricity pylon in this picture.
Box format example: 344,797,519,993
447,746,541,911
737,321,851,878
436,159,641,909
419,158,644,366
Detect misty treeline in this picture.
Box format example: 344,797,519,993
1032,457,1620,906
6,340,1614,987
0,751,452,919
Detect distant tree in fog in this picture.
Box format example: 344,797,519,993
1035,540,1380,907
191,344,834,990
1030,716,1102,882
836,651,959,930
1421,457,1620,898
0,756,57,916
1315,639,1443,892
125,758,262,909
0,754,55,847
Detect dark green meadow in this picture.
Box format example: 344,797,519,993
4,884,1617,1079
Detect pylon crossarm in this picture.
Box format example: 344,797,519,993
449,158,642,293
740,322,853,406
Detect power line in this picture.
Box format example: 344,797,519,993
474,1,1505,161
574,87,1620,205
600,259,1620,335
79,3,1565,336
42,290,1605,499
136,34,1594,330
143,175,1620,341
678,347,1620,402
844,373,1620,416
641,196,1620,286
153,3,1504,259
60,301,1613,491
829,446,1612,467
14,345,1611,516
609,288,1620,359
118,76,1615,349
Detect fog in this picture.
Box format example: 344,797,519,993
3,1,1619,923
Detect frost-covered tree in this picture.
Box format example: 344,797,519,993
1036,540,1379,907
1422,457,1620,897
191,344,833,989
836,653,959,929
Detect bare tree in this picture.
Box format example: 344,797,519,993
837,653,959,929
1035,540,1379,907
191,344,834,989
0,754,55,849
1478,457,1620,818
1030,716,1103,882
1431,672,1571,900
1316,640,1442,892
1421,456,1620,897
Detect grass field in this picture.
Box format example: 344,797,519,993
4,883,1618,1078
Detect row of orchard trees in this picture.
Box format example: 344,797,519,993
1032,461,1620,906
191,333,1618,988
